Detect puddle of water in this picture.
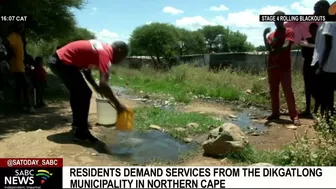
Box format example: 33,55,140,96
111,86,135,99
111,86,128,93
101,129,196,164
230,109,268,132
159,105,176,112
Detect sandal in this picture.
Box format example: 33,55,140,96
293,118,301,126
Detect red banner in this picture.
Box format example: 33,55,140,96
0,158,63,168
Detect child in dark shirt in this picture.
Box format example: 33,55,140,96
32,57,47,107
300,23,320,116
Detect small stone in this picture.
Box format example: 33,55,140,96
247,125,256,130
229,114,237,118
250,132,260,136
183,138,193,143
250,162,273,166
220,158,230,164
44,121,48,123
91,153,97,156
245,89,252,94
187,123,199,128
286,125,297,130
174,127,186,132
35,129,42,132
149,125,162,130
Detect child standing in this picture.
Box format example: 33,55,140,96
32,57,47,107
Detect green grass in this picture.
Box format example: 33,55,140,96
108,64,306,110
133,106,223,139
225,145,284,165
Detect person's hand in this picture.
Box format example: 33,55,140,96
315,66,323,75
116,103,127,115
263,27,271,37
299,40,308,46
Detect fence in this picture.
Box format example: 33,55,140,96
121,50,304,73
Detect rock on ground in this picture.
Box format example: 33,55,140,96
250,163,274,166
202,123,249,157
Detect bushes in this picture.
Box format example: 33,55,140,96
278,116,336,166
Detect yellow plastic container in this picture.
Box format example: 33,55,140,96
116,108,134,131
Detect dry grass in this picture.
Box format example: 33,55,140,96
110,64,306,110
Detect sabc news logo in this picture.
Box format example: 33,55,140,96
4,169,52,185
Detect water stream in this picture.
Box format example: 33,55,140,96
99,129,196,164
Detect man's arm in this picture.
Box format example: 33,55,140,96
263,28,272,51
263,35,272,51
300,41,315,48
272,29,295,53
98,66,125,113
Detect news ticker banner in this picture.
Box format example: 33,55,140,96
259,14,336,22
0,158,336,188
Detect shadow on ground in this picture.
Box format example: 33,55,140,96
265,118,293,126
0,73,70,140
46,131,108,154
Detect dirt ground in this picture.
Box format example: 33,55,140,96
0,93,316,166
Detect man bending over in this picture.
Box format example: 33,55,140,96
49,40,128,143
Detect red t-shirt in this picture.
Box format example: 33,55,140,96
56,40,113,74
267,28,295,71
33,66,46,82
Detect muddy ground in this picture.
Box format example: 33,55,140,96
0,89,316,166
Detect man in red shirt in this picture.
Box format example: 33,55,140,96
263,11,300,126
49,40,128,143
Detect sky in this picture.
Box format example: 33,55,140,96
72,0,333,46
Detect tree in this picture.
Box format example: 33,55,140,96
226,31,254,52
176,28,206,56
57,27,95,47
199,25,227,53
255,45,267,51
129,22,179,69
0,0,84,40
27,27,95,57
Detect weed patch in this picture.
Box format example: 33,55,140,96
133,106,223,139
